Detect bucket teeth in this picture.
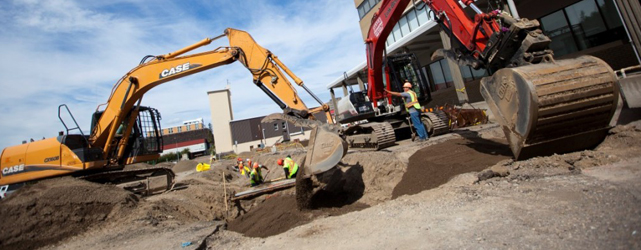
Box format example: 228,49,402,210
480,56,622,159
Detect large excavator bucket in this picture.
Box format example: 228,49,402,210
262,113,348,176
480,56,622,160
301,124,348,176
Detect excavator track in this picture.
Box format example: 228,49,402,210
344,122,395,150
423,111,450,137
80,166,175,196
481,56,622,160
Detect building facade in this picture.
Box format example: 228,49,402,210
208,88,320,154
158,118,212,157
160,118,205,135
335,0,639,101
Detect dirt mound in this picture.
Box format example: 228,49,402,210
392,137,512,198
340,150,408,205
227,194,368,238
0,177,138,250
173,159,198,173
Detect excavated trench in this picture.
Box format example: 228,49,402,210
227,135,512,237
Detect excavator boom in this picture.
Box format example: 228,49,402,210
0,28,346,196
359,0,622,159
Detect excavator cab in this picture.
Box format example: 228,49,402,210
335,91,374,124
334,52,432,124
90,106,163,164
385,53,432,108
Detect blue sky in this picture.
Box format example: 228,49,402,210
0,0,366,149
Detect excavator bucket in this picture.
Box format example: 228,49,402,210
301,124,348,176
480,56,622,160
262,113,348,176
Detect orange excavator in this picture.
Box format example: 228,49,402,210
0,28,347,198
334,0,621,159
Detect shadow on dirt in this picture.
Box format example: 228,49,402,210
451,129,513,157
311,162,365,209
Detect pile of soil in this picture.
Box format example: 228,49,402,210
4,119,638,249
227,194,368,238
173,160,198,173
392,136,512,198
0,177,138,250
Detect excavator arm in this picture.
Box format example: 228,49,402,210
365,0,622,159
1,28,346,192
90,28,333,164
366,0,503,104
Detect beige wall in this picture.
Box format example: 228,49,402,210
233,133,310,154
208,89,234,154
357,1,412,41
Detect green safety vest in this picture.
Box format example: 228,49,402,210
250,168,263,185
404,90,421,111
283,157,299,178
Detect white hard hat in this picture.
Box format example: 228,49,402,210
403,82,412,88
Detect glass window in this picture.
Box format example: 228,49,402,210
364,0,371,13
461,66,474,81
407,9,418,32
386,31,395,46
177,126,182,132
369,0,378,11
471,67,487,78
541,10,578,56
282,122,286,129
416,3,429,26
440,60,453,83
274,123,278,131
400,15,411,35
565,0,607,50
358,5,366,19
597,0,623,29
429,62,445,85
392,23,402,41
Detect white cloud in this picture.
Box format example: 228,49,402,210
0,0,365,150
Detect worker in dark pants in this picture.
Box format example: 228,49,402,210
385,81,428,141
277,155,299,179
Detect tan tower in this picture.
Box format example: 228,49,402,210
207,88,234,154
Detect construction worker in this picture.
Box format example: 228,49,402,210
249,162,269,187
237,158,250,178
385,80,428,142
246,158,252,171
277,155,299,179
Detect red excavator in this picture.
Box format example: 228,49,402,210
334,0,621,159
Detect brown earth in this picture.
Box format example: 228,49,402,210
392,136,512,198
0,178,138,250
227,194,368,238
0,108,640,250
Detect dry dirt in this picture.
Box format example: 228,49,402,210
1,108,640,250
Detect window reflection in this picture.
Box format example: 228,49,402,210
540,0,626,56
566,0,607,50
541,11,579,56
429,62,445,87
597,0,623,29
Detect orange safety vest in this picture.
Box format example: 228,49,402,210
404,90,421,111
238,162,249,176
